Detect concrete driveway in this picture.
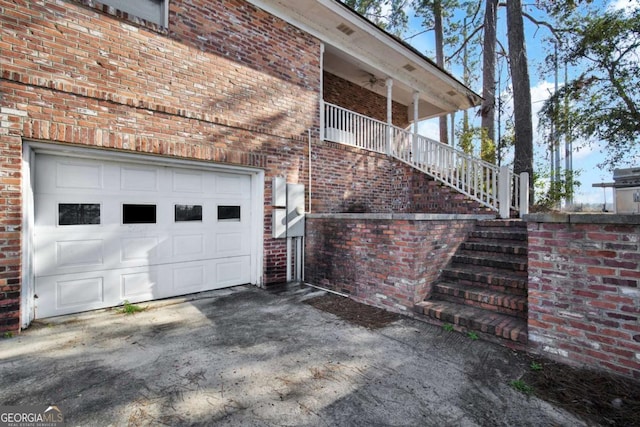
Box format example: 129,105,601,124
0,285,583,426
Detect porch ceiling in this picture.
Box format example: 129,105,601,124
247,0,482,121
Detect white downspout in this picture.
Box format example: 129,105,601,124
308,129,312,214
319,43,325,142
386,78,393,155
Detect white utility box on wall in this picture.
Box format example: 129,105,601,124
272,177,305,238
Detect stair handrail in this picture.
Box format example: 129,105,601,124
322,102,526,217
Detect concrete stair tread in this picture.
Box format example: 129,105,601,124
415,300,527,344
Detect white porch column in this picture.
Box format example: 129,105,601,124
412,91,419,162
386,78,393,155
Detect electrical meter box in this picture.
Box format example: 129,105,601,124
272,178,305,238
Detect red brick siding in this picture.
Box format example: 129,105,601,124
323,72,409,128
0,0,324,332
305,216,478,312
0,0,492,333
310,140,495,214
0,132,22,333
527,216,640,380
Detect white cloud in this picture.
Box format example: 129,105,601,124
608,0,640,12
417,118,439,141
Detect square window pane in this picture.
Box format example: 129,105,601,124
218,205,240,221
58,203,101,225
123,204,156,224
175,204,202,222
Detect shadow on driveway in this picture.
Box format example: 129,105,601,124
0,285,583,426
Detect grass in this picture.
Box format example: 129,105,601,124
442,323,454,332
510,379,533,395
467,331,479,340
530,361,543,372
118,300,145,315
2,331,13,339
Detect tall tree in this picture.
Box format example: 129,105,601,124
342,0,409,34
506,0,533,203
480,0,498,161
433,0,449,144
540,6,640,169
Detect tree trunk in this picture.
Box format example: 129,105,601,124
506,0,534,205
434,0,449,144
481,0,497,159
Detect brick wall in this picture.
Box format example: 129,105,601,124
310,140,496,214
0,0,324,332
305,214,482,313
0,0,494,333
527,213,640,380
323,72,409,128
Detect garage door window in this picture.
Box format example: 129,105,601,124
218,205,240,221
175,204,202,222
58,203,101,225
123,204,156,224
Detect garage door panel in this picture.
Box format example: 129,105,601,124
172,234,205,257
121,236,159,262
56,239,104,268
216,173,251,196
35,272,114,318
56,161,104,190
215,232,247,256
215,256,251,287
120,165,159,192
34,153,257,318
56,276,104,309
121,270,159,301
172,170,205,193
172,264,206,293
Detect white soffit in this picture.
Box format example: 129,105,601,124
246,0,481,113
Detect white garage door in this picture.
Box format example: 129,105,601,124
34,154,255,318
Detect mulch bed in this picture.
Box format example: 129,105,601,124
304,294,401,329
522,356,640,427
306,293,640,426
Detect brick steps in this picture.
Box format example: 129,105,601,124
468,230,528,241
417,219,528,346
461,240,528,255
433,282,527,318
441,266,527,295
415,300,528,344
452,250,528,271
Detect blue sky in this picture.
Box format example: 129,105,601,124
401,0,639,208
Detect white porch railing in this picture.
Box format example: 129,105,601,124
323,102,529,218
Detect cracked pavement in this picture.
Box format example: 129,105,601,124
0,285,585,426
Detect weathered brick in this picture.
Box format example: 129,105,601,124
527,218,640,380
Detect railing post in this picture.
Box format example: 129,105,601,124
498,165,511,219
519,172,530,218
320,99,325,141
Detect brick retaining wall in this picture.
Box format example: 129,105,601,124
526,213,640,380
305,214,491,313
